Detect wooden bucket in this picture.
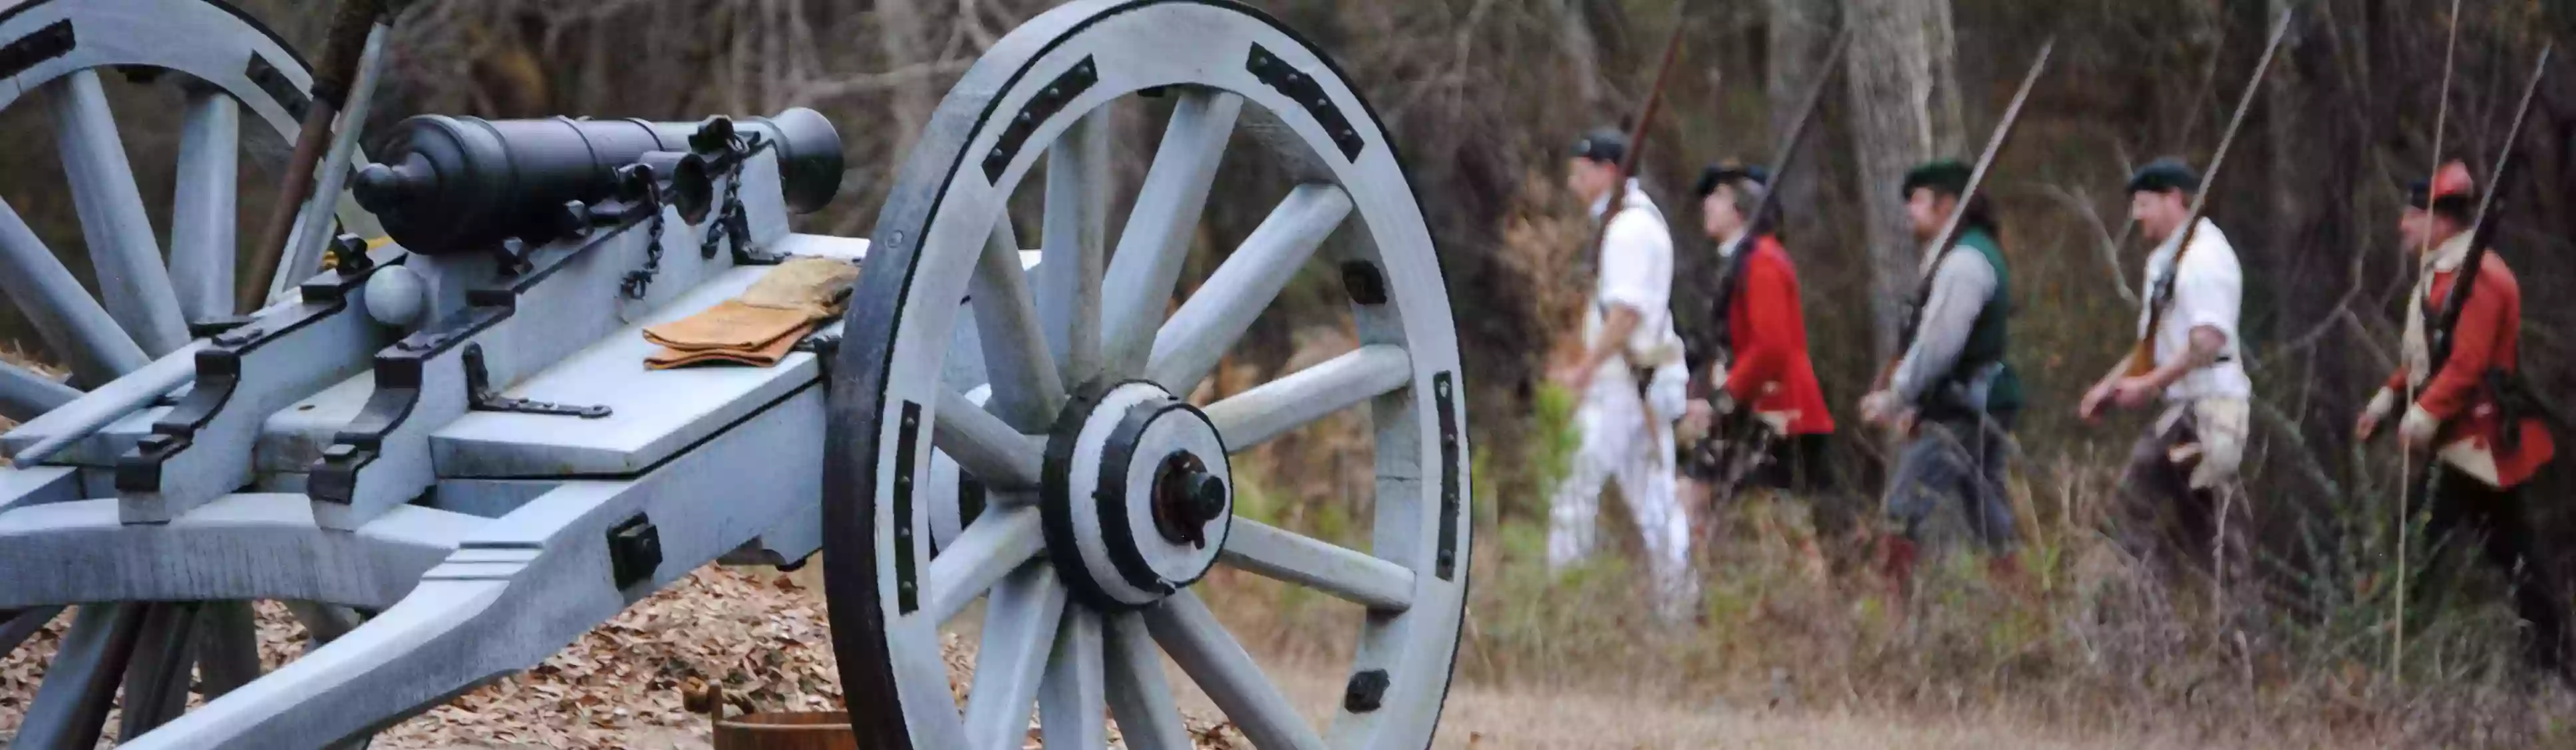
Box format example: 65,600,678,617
712,711,858,750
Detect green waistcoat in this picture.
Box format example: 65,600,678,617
1939,227,2022,417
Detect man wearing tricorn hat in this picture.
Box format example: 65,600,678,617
2355,160,2569,679
1859,158,2024,594
1547,128,1698,624
1678,162,1836,516
2079,158,2255,583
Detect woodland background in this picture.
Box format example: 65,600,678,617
12,0,2576,745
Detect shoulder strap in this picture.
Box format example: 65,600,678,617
1896,241,1967,352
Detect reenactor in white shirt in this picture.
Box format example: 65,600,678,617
2078,158,2255,583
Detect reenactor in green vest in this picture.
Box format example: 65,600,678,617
1859,160,2025,594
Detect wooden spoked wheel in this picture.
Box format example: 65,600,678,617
822,1,1472,748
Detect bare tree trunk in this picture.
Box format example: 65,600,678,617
1555,0,1607,114
876,0,937,156
1766,0,1838,241
1922,0,1967,157
1842,0,1951,360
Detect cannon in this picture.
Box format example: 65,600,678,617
0,0,1473,748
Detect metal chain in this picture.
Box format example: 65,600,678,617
699,131,767,263
701,153,746,259
620,177,668,300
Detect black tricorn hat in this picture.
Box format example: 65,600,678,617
2406,160,2476,219
1694,161,1771,197
1572,128,1629,165
1901,159,1971,197
2126,157,2201,195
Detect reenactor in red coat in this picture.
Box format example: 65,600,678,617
1677,164,1839,574
2355,161,2569,680
1679,164,1836,495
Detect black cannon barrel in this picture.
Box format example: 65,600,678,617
353,108,843,256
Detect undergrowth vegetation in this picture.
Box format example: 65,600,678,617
1211,377,2576,749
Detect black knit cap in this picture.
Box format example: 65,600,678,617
2126,157,2201,195
1693,161,1771,197
1901,159,1972,197
1571,128,1628,165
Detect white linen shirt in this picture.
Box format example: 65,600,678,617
2136,217,2253,401
1582,179,1675,381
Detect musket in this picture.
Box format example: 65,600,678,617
2124,10,2295,377
238,0,391,313
1871,38,2054,392
1697,27,1850,503
1710,27,1850,362
1740,27,1853,240
1570,4,1688,460
2390,37,2545,684
1584,5,1692,262
2422,44,2552,386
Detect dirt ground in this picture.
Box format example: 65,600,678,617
1178,654,2191,750
395,670,2189,750
2,566,2218,750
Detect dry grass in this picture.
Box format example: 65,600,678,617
1208,378,2576,749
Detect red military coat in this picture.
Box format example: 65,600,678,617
2388,245,2555,488
1719,236,1835,436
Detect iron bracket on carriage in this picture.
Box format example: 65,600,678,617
0,1,1473,748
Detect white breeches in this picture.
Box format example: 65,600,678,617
1547,376,1697,621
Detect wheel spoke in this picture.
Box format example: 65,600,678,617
925,505,1046,625
1,605,64,656
0,360,80,422
13,604,147,750
120,602,204,739
1204,344,1411,451
970,219,1067,432
1103,611,1193,750
1101,90,1244,376
1039,108,1112,388
961,562,1068,750
1038,607,1108,750
1221,518,1415,612
269,24,390,307
49,70,189,356
169,89,241,322
0,195,150,386
196,601,264,699
933,390,1045,491
1146,184,1352,395
1145,590,1327,750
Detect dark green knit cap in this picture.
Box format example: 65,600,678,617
2125,157,2201,195
1901,160,1972,197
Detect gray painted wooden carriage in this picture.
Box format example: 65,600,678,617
0,0,1473,747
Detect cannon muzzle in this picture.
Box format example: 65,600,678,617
354,108,843,255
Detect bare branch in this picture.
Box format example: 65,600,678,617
2032,182,2138,307
786,59,976,109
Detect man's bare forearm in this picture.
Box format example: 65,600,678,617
2093,358,2130,391
1579,305,1642,372
2144,326,2226,388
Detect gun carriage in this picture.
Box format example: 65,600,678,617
0,0,1473,747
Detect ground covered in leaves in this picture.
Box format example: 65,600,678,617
2,565,1250,749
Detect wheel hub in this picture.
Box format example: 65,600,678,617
1152,451,1227,549
1041,382,1234,609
